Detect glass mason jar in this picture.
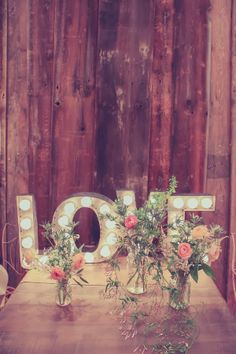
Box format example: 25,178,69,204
126,252,147,295
55,279,72,306
169,273,190,310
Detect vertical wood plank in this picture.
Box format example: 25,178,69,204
7,0,29,285
95,0,154,206
228,0,236,314
52,0,98,244
148,0,174,191
27,0,55,248
171,0,209,192
204,0,231,298
0,0,7,266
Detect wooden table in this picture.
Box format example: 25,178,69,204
0,261,236,354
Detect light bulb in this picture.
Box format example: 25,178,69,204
100,245,111,257
81,197,92,207
64,202,76,214
187,198,198,209
19,199,31,211
123,195,133,206
21,236,33,249
99,204,111,215
172,197,184,209
20,218,32,230
106,233,117,245
201,197,213,209
105,220,116,229
39,255,49,265
58,215,69,227
84,252,94,263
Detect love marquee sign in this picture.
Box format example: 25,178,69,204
16,191,215,269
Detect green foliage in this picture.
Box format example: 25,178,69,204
130,310,148,323
108,258,120,271
119,295,138,308
151,342,190,354
105,277,120,293
209,224,225,238
143,322,159,335
35,222,88,287
167,176,178,195
114,198,128,216
202,263,214,279
190,265,199,283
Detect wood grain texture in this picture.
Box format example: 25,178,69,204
148,0,174,192
27,0,55,248
0,0,7,265
6,0,30,285
204,0,231,299
171,0,209,193
95,0,154,206
52,0,97,203
228,0,236,315
51,0,98,244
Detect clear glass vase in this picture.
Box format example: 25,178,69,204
55,279,72,306
169,273,190,310
126,253,147,295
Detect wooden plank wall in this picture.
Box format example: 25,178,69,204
27,0,55,249
171,0,209,193
6,0,30,281
229,0,236,315
204,0,232,300
0,0,235,312
51,0,98,245
148,0,174,190
0,0,7,268
95,0,154,206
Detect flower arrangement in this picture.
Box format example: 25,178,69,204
164,216,224,279
161,215,225,309
102,179,225,352
36,222,88,306
103,177,225,307
104,177,177,294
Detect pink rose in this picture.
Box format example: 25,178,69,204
178,242,193,260
208,244,221,263
72,253,85,270
124,215,138,229
50,266,65,280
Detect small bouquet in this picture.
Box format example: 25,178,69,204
104,177,177,295
36,222,88,306
162,215,225,309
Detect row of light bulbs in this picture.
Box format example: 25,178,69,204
18,198,34,251
170,196,213,210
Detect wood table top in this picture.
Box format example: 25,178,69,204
0,261,236,354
